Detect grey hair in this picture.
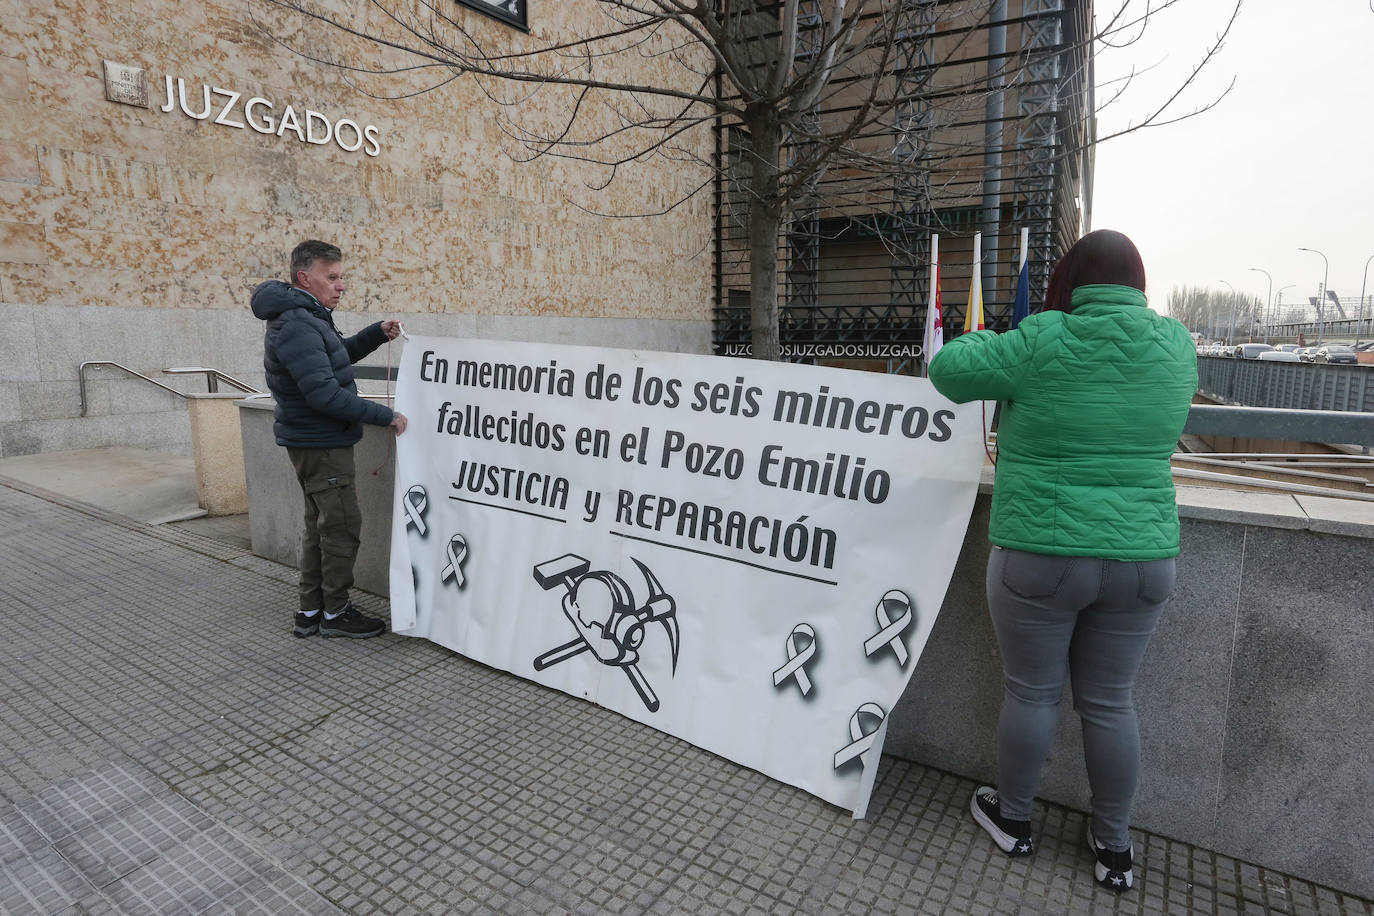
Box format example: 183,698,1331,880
289,240,342,285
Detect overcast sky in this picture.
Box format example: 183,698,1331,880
1091,0,1374,318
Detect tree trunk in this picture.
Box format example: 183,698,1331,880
747,117,782,361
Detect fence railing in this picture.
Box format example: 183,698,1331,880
1196,357,1374,414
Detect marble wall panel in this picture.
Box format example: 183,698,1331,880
0,56,26,100
10,265,162,310
0,138,39,183
0,100,87,151
0,302,40,382
18,379,86,420
0,382,20,422
0,410,192,458
47,193,173,238
25,62,109,121
886,497,999,781
1217,526,1374,898
1104,518,1245,846
0,220,45,264
0,182,57,228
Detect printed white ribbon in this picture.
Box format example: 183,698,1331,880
403,485,428,536
863,589,912,667
441,534,468,587
772,623,818,696
833,702,886,770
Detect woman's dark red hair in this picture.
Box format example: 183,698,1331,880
1043,229,1147,313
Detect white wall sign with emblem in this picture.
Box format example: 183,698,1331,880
388,337,984,817
103,61,149,108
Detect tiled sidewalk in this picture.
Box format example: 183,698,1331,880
1,478,1370,915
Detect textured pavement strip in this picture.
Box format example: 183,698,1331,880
1,479,1371,915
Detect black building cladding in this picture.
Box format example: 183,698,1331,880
712,1,1094,365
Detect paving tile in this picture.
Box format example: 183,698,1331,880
54,792,217,888
100,823,273,916
0,803,48,866
16,761,165,844
195,873,343,915
0,844,97,915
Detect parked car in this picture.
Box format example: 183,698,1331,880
1315,345,1358,365
1274,344,1301,353
1296,347,1319,362
1236,343,1275,359
1258,349,1300,362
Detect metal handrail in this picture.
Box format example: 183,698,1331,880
161,367,259,394
78,361,260,417
1184,405,1374,447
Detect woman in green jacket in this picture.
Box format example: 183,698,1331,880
928,230,1197,893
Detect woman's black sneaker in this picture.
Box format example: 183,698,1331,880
971,786,1034,856
319,604,386,639
1087,824,1134,891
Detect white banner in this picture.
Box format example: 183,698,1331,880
389,337,983,816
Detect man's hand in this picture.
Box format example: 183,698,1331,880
381,320,403,340
390,412,408,436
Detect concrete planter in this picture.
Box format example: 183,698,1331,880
237,397,396,595
187,393,249,515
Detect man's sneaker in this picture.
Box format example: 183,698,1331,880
1087,824,1134,892
971,786,1034,856
318,604,386,639
293,611,320,638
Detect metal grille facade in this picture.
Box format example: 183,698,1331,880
712,1,1093,365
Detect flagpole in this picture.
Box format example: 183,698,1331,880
1010,227,1032,330
923,234,942,377
965,232,983,334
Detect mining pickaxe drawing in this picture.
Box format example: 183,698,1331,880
530,553,680,712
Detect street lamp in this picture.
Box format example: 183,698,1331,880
1275,284,1294,336
1219,280,1237,345
1358,253,1374,349
1298,247,1329,344
1248,267,1272,343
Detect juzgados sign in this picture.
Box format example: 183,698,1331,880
159,75,382,157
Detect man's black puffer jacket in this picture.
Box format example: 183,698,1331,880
251,280,394,448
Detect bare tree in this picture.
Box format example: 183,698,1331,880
1169,284,1261,341
253,0,1241,360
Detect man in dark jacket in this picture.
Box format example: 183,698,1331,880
251,240,408,639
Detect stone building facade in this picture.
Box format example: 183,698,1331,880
0,1,715,457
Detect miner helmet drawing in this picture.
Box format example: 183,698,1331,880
531,553,680,712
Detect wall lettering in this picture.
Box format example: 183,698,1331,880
159,75,382,157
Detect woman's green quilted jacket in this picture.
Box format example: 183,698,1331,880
928,284,1198,559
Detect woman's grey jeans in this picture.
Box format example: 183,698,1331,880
985,545,1176,851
